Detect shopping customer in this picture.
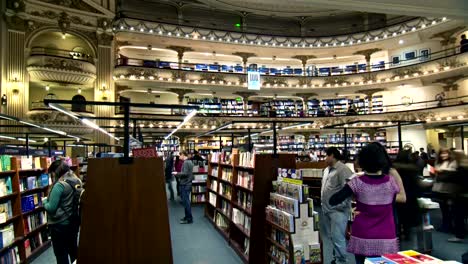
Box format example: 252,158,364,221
330,143,406,264
432,148,457,232
165,152,175,201
44,160,83,264
174,154,184,197
320,147,353,264
176,151,194,224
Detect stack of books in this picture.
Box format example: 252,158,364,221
239,152,254,167
266,206,294,232
232,208,251,234
365,250,442,263
0,201,13,223
21,194,42,213
269,193,299,217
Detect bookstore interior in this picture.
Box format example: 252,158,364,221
1,0,468,263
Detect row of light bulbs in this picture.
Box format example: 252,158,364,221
115,18,445,48
425,115,465,122
44,85,81,94
115,65,456,88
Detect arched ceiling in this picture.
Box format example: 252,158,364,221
119,0,416,37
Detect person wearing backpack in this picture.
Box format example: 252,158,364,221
44,160,83,264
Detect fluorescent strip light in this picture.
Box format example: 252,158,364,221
17,138,37,142
260,129,273,134
0,135,16,140
243,133,259,139
81,118,120,141
165,110,197,140
48,103,79,119
42,127,67,135
19,120,42,128
198,122,232,137
0,114,18,122
282,123,312,130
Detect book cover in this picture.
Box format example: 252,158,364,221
27,176,36,190
399,251,440,262
24,239,31,257
294,245,305,264
0,178,7,197
365,257,397,264
383,254,419,263
309,243,322,263
6,177,12,194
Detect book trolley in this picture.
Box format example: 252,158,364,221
205,152,295,264
266,167,323,264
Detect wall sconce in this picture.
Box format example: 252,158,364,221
1,94,7,105
77,88,82,94
45,85,50,91
10,77,20,96
100,84,108,100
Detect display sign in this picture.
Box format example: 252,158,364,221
248,71,261,90
132,147,158,158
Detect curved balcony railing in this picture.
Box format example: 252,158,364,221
30,47,94,63
30,101,94,114
115,46,463,78
114,95,468,118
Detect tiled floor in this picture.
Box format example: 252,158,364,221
31,181,467,263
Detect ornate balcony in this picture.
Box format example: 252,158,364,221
27,48,96,85
114,47,468,92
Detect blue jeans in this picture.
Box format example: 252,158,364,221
321,210,349,264
180,184,193,221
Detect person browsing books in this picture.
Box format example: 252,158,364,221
43,160,83,264
165,152,175,201
320,147,353,264
329,143,406,264
176,152,194,224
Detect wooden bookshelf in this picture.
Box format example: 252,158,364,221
205,153,295,264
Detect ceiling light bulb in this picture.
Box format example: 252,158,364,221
77,88,81,94
399,39,404,44
45,85,50,91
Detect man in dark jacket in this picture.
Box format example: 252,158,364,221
165,152,175,201
176,152,194,224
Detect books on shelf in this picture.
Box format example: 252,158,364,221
211,167,219,178
191,194,206,203
266,206,294,232
219,183,232,199
211,180,218,192
0,155,11,172
209,192,217,207
210,153,220,163
0,246,20,263
232,208,251,234
20,157,33,170
220,199,231,218
237,171,253,190
271,228,290,248
0,201,13,224
270,193,299,217
309,243,321,263
275,181,308,203
239,152,254,168
214,212,229,231
299,169,323,178
221,168,233,182
0,177,13,197
21,194,42,213
192,185,206,193
269,244,289,263
0,224,15,249
237,190,252,212
23,211,46,234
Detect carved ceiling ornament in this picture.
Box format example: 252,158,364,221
430,26,466,46
37,0,102,14
324,76,348,86
263,76,287,86
199,72,224,83
438,58,463,69
392,67,422,78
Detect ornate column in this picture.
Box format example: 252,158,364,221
166,46,193,69
232,52,256,73
356,88,385,113
294,93,317,116
3,9,28,133
94,33,115,144
167,88,194,114
353,48,382,72
292,55,316,76
234,91,257,116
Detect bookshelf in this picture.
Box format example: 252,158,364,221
192,172,208,204
0,156,58,263
205,152,295,264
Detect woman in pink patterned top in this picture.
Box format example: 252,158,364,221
330,143,406,264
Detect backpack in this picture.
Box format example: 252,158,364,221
64,179,84,227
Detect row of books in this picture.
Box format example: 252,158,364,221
0,177,13,197
232,208,251,234
0,156,11,172
24,211,46,234
299,169,323,178
237,190,252,212
191,194,206,203
24,230,49,258
219,183,232,199
270,193,299,217
192,185,206,193
211,167,218,177
237,171,253,190
0,224,15,249
269,245,289,264
0,246,20,264
275,181,308,203
19,157,52,170
266,206,294,232
209,192,217,207
0,201,13,224
365,250,442,263
214,212,229,231
271,228,290,248
221,168,233,182
210,179,218,192
220,200,231,218
21,194,42,213
19,174,50,192
294,244,321,264
239,152,254,168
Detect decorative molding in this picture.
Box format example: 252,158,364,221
430,26,466,45
115,17,449,49
27,66,97,84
